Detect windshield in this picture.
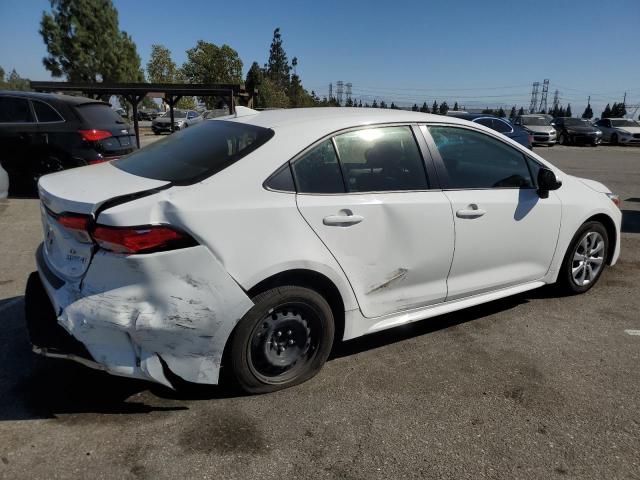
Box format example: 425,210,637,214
522,117,550,126
113,120,274,183
564,118,591,126
611,119,639,127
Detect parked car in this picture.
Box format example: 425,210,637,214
26,107,621,394
0,91,137,193
114,108,128,118
513,114,557,146
447,112,532,149
136,108,160,121
552,117,603,146
0,162,8,199
593,118,640,145
151,109,202,134
203,108,230,119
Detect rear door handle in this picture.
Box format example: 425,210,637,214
323,211,364,226
456,204,486,219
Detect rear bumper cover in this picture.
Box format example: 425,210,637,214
28,244,253,387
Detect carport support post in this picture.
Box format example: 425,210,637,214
229,90,235,115
125,94,146,149
166,95,182,133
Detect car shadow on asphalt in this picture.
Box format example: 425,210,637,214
621,209,640,233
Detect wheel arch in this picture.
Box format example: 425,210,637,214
585,213,617,265
246,269,346,345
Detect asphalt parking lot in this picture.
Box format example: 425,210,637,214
0,145,639,480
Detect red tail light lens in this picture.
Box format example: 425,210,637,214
92,225,196,254
57,214,90,231
79,129,113,142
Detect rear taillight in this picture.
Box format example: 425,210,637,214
79,129,113,142
92,225,197,254
53,212,92,243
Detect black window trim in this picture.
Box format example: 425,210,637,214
31,99,66,124
420,122,538,191
0,94,37,125
264,122,442,196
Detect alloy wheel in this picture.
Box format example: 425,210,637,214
571,231,605,287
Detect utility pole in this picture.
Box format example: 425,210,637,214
329,83,333,101
346,83,352,103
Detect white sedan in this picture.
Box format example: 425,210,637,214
26,107,621,393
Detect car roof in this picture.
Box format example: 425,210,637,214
0,90,107,106
446,112,499,121
226,107,473,131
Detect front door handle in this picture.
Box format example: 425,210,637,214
323,210,364,226
456,204,486,219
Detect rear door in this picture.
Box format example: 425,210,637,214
295,125,454,318
0,95,39,185
422,124,561,300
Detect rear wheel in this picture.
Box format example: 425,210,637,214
229,286,335,394
30,154,64,189
557,221,608,294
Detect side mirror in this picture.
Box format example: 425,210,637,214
537,168,562,198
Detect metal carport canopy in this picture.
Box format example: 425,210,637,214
30,81,255,148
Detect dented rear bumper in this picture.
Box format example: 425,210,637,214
28,243,254,387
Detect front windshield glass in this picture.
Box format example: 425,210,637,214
611,119,639,127
564,118,590,126
522,117,550,126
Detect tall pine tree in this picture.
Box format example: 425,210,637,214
266,28,291,90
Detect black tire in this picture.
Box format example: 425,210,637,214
229,286,335,394
557,221,609,294
559,132,570,146
30,154,64,189
611,133,618,145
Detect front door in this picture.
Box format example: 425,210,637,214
294,126,455,318
423,124,561,300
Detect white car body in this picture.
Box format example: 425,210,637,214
594,118,640,144
0,162,8,198
30,108,621,389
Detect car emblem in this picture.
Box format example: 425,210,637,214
121,129,128,134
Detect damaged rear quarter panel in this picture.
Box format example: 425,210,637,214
56,245,253,385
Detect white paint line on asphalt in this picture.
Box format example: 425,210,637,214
624,330,640,336
0,297,22,314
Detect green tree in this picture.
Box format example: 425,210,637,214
602,104,612,118
390,102,398,109
509,106,517,119
412,103,419,112
380,100,387,108
439,101,449,114
420,102,430,113
40,0,143,83
372,99,378,108
582,103,593,119
146,44,177,83
497,107,505,117
518,106,525,116
266,28,291,90
432,100,439,114
259,77,289,108
565,104,572,117
2,69,30,90
180,40,243,108
453,102,459,111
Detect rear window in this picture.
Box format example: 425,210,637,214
75,103,125,125
113,120,274,183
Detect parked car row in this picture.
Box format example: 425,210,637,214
0,90,138,194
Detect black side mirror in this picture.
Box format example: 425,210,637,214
537,168,562,198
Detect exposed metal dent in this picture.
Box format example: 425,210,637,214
366,268,408,294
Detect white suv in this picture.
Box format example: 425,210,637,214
26,107,621,393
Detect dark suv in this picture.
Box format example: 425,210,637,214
0,91,137,194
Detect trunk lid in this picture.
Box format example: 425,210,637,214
38,163,169,279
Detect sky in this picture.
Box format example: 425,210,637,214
1,0,639,117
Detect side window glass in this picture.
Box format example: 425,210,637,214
0,97,34,123
292,139,345,194
428,126,534,189
334,126,428,192
33,100,64,122
264,163,295,192
525,157,543,187
475,118,494,128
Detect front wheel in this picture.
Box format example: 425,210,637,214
229,286,335,394
557,222,609,294
559,132,569,145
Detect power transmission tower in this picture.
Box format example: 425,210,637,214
552,89,560,111
538,79,549,112
336,81,344,105
529,82,540,113
346,83,352,103
328,83,333,101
